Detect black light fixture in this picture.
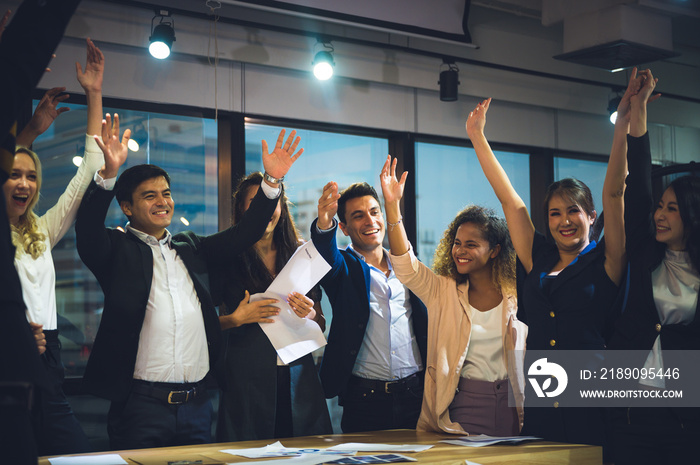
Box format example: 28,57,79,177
312,40,335,81
149,10,175,59
439,60,460,102
608,95,622,124
128,123,148,152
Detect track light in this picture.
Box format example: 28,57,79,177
439,60,460,102
608,95,622,124
149,10,175,59
312,40,335,81
128,123,148,152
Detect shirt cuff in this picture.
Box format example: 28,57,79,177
94,170,116,190
316,218,337,233
260,180,281,199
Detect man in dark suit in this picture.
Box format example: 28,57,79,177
75,117,302,450
311,181,427,433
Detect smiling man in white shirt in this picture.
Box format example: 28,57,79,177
76,119,302,449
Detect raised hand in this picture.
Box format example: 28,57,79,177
261,129,303,182
466,98,491,139
317,181,340,230
96,113,130,179
227,291,279,327
76,38,104,94
631,68,660,107
287,292,316,320
380,155,408,205
16,87,70,146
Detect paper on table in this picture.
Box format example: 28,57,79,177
440,434,541,447
221,441,354,459
326,443,433,453
48,454,128,465
254,241,330,364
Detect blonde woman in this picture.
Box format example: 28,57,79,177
3,39,104,455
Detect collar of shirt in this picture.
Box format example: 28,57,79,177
347,243,394,274
126,222,172,247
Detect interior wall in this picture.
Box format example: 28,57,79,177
3,0,698,163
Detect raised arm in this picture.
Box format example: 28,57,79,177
625,70,660,253
466,99,535,272
41,39,107,246
76,38,104,137
601,68,646,285
261,129,304,189
15,87,69,147
379,155,410,256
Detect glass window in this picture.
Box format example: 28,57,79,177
31,101,218,377
553,157,607,224
244,123,389,337
415,142,530,266
244,123,389,247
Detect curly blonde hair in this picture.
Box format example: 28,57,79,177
11,147,46,260
432,205,516,296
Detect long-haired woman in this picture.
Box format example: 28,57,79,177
214,170,332,441
379,155,527,436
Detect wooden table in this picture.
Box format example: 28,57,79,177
39,429,601,464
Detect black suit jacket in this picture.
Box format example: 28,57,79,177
610,133,700,353
76,180,278,401
310,219,428,400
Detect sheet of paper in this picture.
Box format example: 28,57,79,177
221,441,355,462
326,443,433,453
255,241,330,364
440,434,541,447
48,454,128,465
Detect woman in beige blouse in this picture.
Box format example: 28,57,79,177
379,155,526,436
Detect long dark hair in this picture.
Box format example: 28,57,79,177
543,177,598,243
231,172,302,293
665,175,700,272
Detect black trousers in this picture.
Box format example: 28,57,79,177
108,380,213,450
340,373,424,433
611,407,700,465
34,330,91,456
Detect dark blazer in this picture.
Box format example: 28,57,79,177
310,218,428,399
76,180,278,402
610,133,700,353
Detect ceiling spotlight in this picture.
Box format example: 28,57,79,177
608,95,622,124
128,123,148,152
149,10,175,59
312,40,335,81
439,60,460,102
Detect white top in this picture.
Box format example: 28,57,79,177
128,225,209,383
94,174,281,383
350,245,423,381
461,301,508,382
641,249,699,388
15,135,104,330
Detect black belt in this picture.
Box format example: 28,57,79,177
131,379,205,405
349,372,423,394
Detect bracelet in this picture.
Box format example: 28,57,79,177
263,172,284,184
387,217,402,231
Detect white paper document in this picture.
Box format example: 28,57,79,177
220,441,352,459
326,443,433,453
254,241,330,364
440,434,541,447
48,454,128,465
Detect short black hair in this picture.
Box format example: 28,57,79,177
337,182,379,224
114,164,171,204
